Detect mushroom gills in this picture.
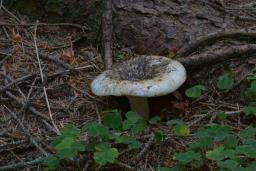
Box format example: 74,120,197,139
127,96,149,119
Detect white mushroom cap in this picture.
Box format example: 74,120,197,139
91,56,186,97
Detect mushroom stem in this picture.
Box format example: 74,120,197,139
127,96,149,119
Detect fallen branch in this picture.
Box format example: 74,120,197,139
178,44,256,69
102,0,113,69
0,74,33,93
33,21,60,135
0,157,44,171
132,133,154,165
4,106,48,156
5,91,49,120
177,30,256,58
0,22,89,31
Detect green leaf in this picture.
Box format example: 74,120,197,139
240,127,256,139
173,124,190,137
206,146,225,161
116,52,125,60
94,143,119,165
224,135,238,148
247,80,256,92
242,106,256,116
217,73,234,91
82,122,109,137
102,110,122,130
57,147,78,159
43,156,60,171
185,85,206,98
149,116,161,124
189,137,213,150
95,142,112,151
217,111,228,120
154,130,165,143
206,148,236,161
166,119,184,126
247,162,256,170
71,142,85,152
123,111,146,134
217,160,239,170
61,124,81,138
173,151,201,165
125,111,142,123
194,124,231,142
53,137,75,152
127,139,142,149
247,74,256,81
157,167,182,171
51,136,65,147
114,135,142,149
236,145,256,158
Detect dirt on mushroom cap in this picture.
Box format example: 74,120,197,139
106,56,171,81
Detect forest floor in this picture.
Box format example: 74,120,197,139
1,1,256,171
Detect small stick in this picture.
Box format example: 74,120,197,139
0,74,33,93
177,30,256,58
33,21,60,135
0,21,89,31
1,5,21,23
4,106,48,156
48,65,94,77
5,91,49,120
102,0,113,69
178,44,256,69
0,54,11,66
133,133,154,165
0,157,44,171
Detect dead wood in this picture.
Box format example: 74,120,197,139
102,0,113,69
178,44,256,69
4,106,48,156
177,29,256,58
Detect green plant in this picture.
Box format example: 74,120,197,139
185,85,206,98
44,110,147,170
160,124,256,171
245,73,256,99
43,124,85,170
217,72,234,91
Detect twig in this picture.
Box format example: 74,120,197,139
0,157,44,171
116,161,135,171
5,91,49,120
178,44,256,69
40,53,72,70
199,0,256,22
48,65,94,77
4,106,48,156
95,102,102,124
102,0,113,69
1,5,21,24
133,133,154,165
26,50,72,70
0,53,11,66
33,21,60,135
177,30,256,58
0,140,27,153
0,74,33,93
0,21,89,31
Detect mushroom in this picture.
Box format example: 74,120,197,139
91,55,186,118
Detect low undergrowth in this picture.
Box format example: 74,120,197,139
44,72,256,171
